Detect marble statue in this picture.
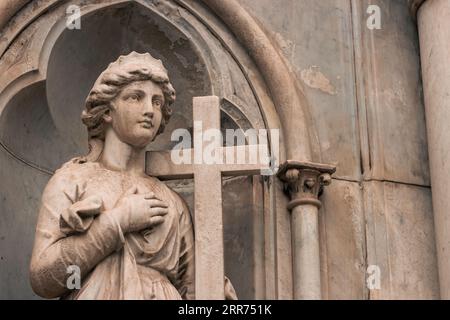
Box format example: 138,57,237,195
29,52,236,300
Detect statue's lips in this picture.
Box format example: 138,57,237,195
138,120,153,129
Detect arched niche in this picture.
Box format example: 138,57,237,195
0,0,291,300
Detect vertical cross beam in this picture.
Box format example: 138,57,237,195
193,96,224,300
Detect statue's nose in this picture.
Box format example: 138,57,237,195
143,99,154,117
143,111,154,119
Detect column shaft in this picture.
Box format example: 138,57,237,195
291,204,321,300
417,0,450,299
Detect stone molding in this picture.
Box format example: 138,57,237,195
0,0,30,31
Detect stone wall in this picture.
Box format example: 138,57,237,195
238,0,438,299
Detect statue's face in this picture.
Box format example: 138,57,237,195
107,80,164,148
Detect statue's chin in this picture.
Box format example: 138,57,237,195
116,126,159,149
127,140,152,149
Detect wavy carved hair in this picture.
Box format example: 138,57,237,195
80,52,176,162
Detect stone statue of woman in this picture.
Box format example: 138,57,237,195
29,52,236,300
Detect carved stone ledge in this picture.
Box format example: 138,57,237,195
408,0,427,18
277,161,336,210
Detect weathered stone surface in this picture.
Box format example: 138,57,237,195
241,0,360,180
240,0,429,187
364,181,439,299
0,0,29,30
319,179,439,300
320,180,367,300
239,0,437,300
0,150,48,300
356,0,429,186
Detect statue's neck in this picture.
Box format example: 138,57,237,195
99,128,146,176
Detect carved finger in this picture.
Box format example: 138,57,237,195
149,216,165,226
147,199,168,208
149,207,169,216
143,192,157,200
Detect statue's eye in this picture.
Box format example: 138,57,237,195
127,94,140,102
153,99,162,108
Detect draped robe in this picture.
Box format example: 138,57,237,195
29,159,195,300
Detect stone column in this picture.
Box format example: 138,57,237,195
412,0,450,299
278,161,335,300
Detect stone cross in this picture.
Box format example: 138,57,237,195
146,96,271,299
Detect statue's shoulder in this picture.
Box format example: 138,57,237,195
42,158,98,198
53,157,100,180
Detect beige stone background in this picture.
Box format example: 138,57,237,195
0,0,440,299
238,0,438,299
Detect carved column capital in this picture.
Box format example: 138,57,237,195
277,161,336,210
408,0,427,18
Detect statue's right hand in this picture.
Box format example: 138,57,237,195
111,186,168,233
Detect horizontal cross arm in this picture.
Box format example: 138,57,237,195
145,149,194,180
146,144,271,180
